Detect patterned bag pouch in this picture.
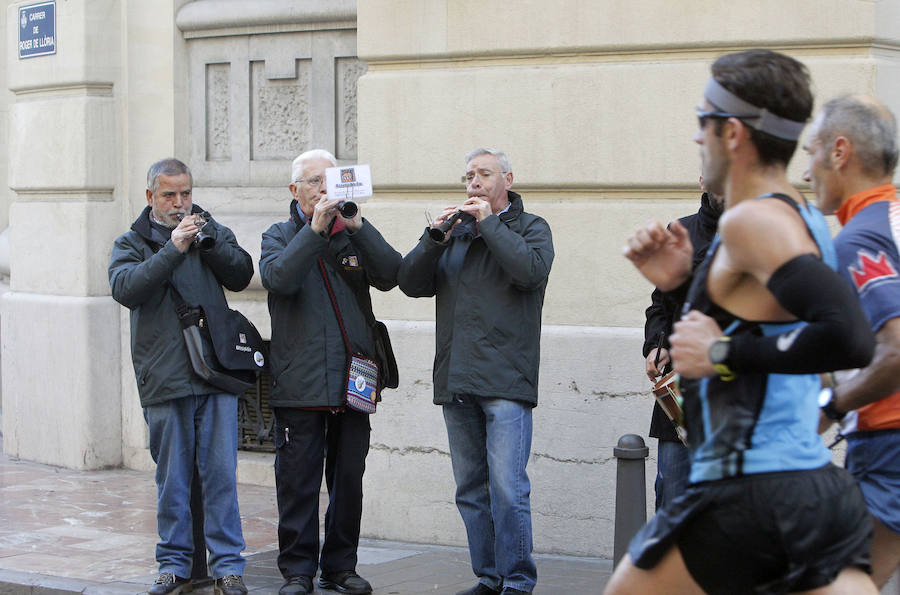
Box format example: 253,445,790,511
345,354,379,414
319,257,380,414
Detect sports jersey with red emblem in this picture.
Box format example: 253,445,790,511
834,183,900,431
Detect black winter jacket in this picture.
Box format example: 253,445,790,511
259,201,401,409
108,205,254,407
642,192,721,439
398,191,554,406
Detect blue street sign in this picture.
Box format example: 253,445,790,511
18,1,56,59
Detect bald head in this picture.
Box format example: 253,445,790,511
814,94,899,178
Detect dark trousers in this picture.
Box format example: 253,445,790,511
273,407,371,578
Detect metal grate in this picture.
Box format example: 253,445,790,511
238,363,275,452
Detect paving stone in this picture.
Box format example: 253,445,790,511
0,453,613,594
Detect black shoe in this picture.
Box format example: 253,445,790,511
501,589,531,595
318,570,373,594
279,575,314,595
149,573,193,595
456,583,501,595
214,574,248,595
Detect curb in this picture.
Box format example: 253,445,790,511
0,569,145,594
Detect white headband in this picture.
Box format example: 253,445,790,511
704,78,806,141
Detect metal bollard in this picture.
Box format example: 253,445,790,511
612,434,649,566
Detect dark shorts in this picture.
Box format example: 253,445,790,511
846,429,900,534
629,464,872,595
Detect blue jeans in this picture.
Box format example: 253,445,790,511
443,396,537,593
654,439,690,511
144,394,246,579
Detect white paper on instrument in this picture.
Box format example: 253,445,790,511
325,164,373,202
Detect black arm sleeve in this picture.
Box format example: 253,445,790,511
728,254,875,374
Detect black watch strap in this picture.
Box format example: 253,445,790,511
818,388,846,421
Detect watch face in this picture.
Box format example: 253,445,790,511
818,388,833,408
710,340,729,364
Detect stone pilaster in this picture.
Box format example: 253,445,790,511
1,0,122,469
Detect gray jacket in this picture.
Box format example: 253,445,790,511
108,205,254,407
260,201,401,409
398,191,554,406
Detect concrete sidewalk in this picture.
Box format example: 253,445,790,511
0,453,612,594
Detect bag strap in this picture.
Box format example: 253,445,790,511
319,257,354,355
165,279,195,321
321,248,377,329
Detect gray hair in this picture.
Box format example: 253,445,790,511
818,95,899,177
147,158,192,194
465,148,511,173
291,149,337,183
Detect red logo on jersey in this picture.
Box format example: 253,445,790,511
849,250,898,291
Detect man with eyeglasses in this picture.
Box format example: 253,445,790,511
610,50,878,594
398,148,554,595
802,94,900,589
260,149,401,595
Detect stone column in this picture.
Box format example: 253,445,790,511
1,0,123,469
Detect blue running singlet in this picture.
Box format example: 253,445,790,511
680,194,834,483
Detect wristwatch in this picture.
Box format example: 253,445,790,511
708,337,735,381
818,387,846,421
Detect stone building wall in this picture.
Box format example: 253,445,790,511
1,0,899,560
352,0,900,556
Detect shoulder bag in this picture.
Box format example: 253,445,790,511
319,257,394,414
322,250,399,390
171,283,267,395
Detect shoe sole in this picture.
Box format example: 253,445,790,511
317,579,371,594
152,585,192,595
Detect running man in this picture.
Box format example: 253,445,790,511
803,94,900,589
609,50,877,594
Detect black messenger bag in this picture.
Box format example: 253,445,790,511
171,283,267,395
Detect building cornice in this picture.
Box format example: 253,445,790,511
176,0,357,38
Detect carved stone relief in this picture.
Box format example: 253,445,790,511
182,24,362,187
250,59,312,162
205,63,231,161
336,58,367,160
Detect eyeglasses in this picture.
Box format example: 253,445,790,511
696,108,750,129
461,169,506,184
296,176,325,187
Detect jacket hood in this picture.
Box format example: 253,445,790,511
502,190,524,222
131,203,205,244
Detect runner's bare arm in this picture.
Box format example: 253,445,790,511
623,219,694,291
832,317,900,413
676,199,874,376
